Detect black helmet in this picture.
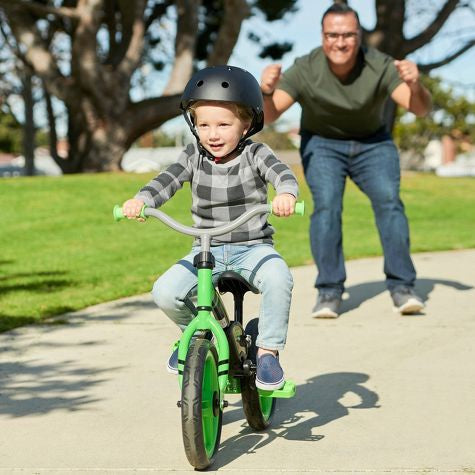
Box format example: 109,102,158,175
180,65,264,140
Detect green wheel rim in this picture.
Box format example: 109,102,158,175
259,395,274,421
202,350,220,457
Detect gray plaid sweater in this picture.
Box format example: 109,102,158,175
135,140,299,245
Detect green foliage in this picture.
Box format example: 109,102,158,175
1,170,474,332
36,129,50,148
393,75,475,155
153,130,178,147
193,0,299,63
0,110,22,153
251,0,299,60
253,125,297,150
253,0,299,21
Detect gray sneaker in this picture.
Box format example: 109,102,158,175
391,287,424,314
312,292,341,318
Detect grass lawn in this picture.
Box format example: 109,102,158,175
1,168,474,332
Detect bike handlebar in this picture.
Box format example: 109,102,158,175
113,201,304,240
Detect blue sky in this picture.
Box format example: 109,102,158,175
164,0,475,133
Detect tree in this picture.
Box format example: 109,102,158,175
360,1,475,72
0,28,38,174
393,75,475,155
0,0,298,173
253,124,296,150
0,109,22,153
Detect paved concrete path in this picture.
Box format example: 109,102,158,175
1,250,474,474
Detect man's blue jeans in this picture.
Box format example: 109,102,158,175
300,131,416,295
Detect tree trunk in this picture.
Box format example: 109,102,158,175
82,126,128,172
62,98,128,173
21,70,35,176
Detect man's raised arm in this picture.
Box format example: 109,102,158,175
260,64,296,124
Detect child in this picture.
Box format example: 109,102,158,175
122,65,298,390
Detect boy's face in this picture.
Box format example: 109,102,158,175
194,103,250,160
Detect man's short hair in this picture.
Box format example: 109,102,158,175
321,4,361,28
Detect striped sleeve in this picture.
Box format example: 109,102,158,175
134,144,195,207
252,143,299,197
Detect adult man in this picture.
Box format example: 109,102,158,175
260,4,431,317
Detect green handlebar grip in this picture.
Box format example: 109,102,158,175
268,200,305,216
294,201,305,216
113,205,124,221
113,205,147,221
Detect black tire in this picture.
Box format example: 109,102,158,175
241,318,276,430
181,338,222,470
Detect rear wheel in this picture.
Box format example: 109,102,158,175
181,338,222,470
241,318,276,430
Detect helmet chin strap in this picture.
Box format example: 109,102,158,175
183,111,256,163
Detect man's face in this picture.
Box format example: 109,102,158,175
321,13,361,69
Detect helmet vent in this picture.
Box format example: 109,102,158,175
197,80,204,87
221,81,229,88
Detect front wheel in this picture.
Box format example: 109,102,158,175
241,318,276,430
181,338,222,470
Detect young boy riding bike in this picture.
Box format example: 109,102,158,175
122,65,298,390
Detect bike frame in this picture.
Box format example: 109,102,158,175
178,260,230,409
114,202,304,409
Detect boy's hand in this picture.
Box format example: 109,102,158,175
122,198,145,221
272,193,296,217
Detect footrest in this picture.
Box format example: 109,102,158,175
257,380,296,398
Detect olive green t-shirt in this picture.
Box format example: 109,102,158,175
278,46,402,139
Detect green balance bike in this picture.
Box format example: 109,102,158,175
114,201,304,470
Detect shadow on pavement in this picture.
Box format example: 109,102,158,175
215,371,379,468
0,359,120,418
339,278,473,315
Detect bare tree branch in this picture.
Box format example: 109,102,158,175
403,0,460,55
116,0,147,80
43,80,61,167
104,0,119,65
206,0,250,66
162,0,199,95
124,94,182,147
145,0,173,29
71,0,103,95
105,0,147,68
3,8,68,101
367,0,406,53
418,38,475,72
0,0,80,21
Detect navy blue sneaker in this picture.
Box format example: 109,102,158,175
167,347,179,375
256,353,284,391
167,334,212,375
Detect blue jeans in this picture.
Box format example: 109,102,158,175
300,131,416,294
152,243,293,350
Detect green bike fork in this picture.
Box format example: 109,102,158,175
177,267,229,410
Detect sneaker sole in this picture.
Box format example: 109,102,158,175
255,377,285,391
394,298,425,315
166,364,178,375
312,307,339,318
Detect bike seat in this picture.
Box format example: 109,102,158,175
217,271,259,298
